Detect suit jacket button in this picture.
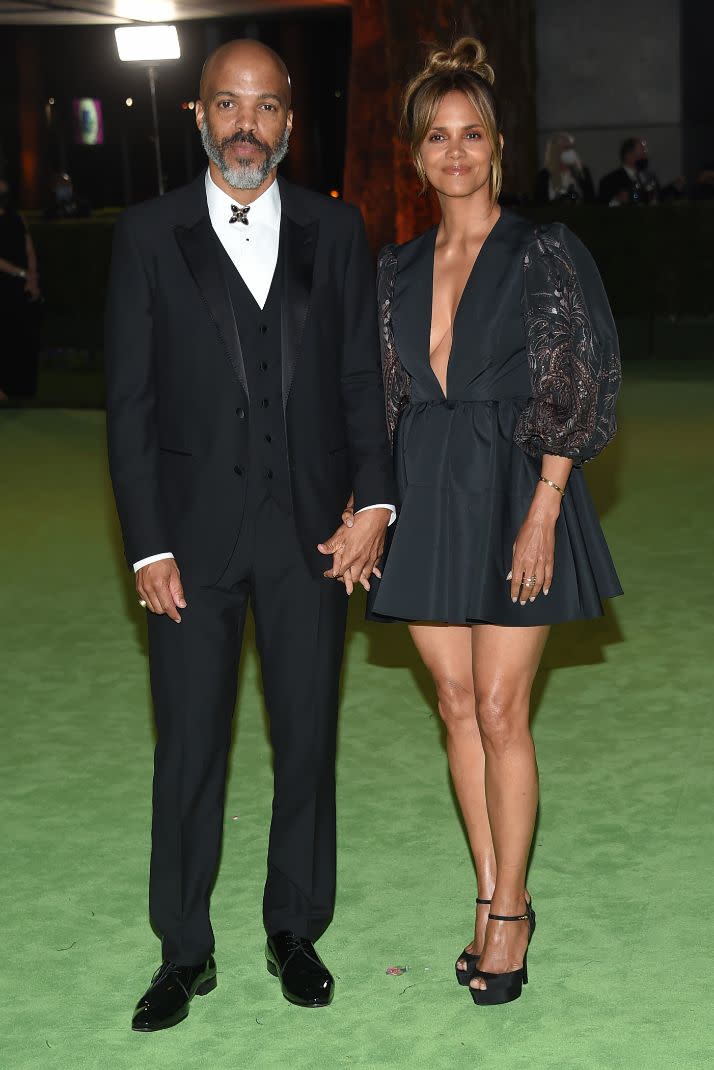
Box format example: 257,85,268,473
234,465,244,475
261,398,270,408
265,469,274,479
235,407,245,418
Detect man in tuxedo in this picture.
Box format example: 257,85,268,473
105,39,394,1031
599,136,660,206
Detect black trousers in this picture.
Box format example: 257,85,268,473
146,494,348,965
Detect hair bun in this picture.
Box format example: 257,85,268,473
424,36,495,85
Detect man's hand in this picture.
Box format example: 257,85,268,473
341,493,355,528
136,559,187,623
318,507,390,594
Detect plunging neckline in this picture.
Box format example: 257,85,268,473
427,211,503,400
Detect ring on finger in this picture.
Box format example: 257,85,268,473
523,575,538,588
139,599,147,608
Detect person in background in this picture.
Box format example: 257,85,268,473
534,132,595,204
44,171,90,220
0,178,41,400
599,137,660,206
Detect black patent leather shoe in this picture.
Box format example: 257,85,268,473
131,956,217,1032
266,931,334,1007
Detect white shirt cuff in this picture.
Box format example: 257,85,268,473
355,504,397,526
133,552,174,573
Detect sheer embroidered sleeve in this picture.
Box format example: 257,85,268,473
377,243,411,447
515,223,621,464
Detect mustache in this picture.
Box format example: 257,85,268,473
221,131,271,154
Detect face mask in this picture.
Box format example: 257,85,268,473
634,157,649,173
560,148,578,166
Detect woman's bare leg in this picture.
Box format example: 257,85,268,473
408,623,496,958
469,623,549,990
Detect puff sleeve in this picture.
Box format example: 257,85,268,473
514,223,621,464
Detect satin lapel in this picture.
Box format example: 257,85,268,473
391,227,437,383
174,216,249,396
280,213,317,408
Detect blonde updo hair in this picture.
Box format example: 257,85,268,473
401,37,502,200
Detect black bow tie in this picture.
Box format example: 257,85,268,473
229,204,250,225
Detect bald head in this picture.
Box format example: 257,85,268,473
195,38,293,198
199,39,291,108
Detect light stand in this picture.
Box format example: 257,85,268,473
146,65,164,195
115,24,181,197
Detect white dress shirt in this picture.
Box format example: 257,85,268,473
205,167,281,310
133,171,394,572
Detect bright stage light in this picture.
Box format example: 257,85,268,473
114,25,181,63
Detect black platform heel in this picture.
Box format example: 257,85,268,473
455,898,491,986
470,902,535,1006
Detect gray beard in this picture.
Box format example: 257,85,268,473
200,123,290,190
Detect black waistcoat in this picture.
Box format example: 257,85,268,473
219,242,292,514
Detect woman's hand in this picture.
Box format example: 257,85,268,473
25,271,41,301
508,487,561,604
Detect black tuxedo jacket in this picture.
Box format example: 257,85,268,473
598,166,660,205
105,174,395,582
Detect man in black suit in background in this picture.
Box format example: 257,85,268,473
599,136,660,206
105,39,395,1032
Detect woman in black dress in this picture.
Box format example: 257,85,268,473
0,177,41,400
368,39,622,1005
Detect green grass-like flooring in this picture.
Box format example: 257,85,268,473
1,362,712,1069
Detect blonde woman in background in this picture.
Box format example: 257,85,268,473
534,131,595,203
366,39,621,1005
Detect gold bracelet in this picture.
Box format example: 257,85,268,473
538,476,565,497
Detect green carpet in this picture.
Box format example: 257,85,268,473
1,362,712,1069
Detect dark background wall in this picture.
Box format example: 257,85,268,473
535,0,713,190
535,0,682,187
681,0,714,178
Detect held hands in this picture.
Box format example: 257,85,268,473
508,482,562,605
136,559,187,623
318,497,389,595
